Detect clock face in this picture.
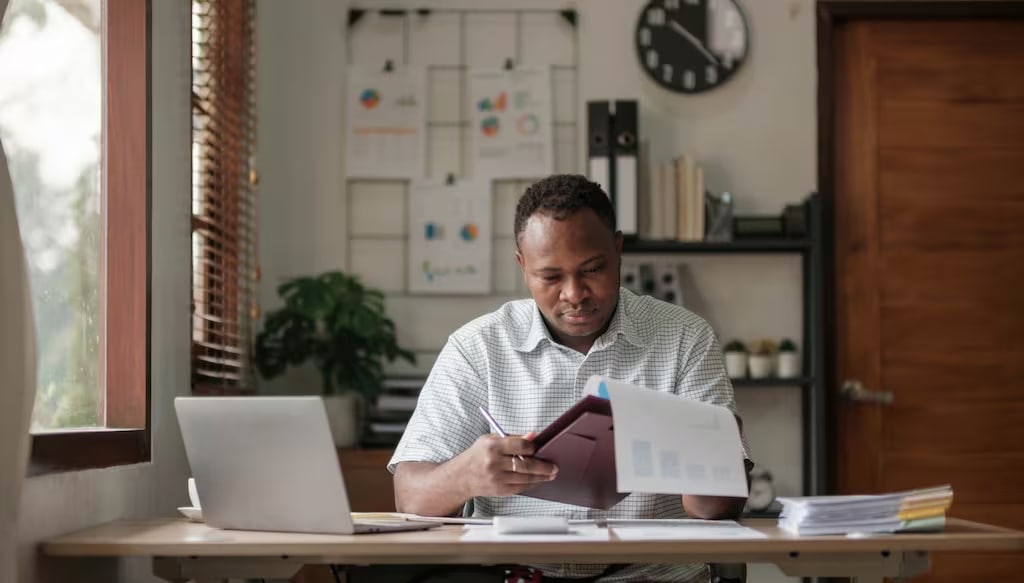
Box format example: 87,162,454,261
635,0,749,94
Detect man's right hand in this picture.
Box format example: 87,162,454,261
457,433,559,498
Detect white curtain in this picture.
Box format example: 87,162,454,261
0,23,39,577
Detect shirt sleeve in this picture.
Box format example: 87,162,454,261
387,336,489,473
674,322,753,466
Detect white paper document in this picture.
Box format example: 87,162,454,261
611,520,766,541
344,66,427,179
460,524,609,542
593,377,748,498
407,178,492,294
468,66,554,179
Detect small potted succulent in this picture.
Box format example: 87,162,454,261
776,338,800,379
748,339,776,379
723,340,748,379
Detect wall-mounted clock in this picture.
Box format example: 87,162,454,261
635,0,749,94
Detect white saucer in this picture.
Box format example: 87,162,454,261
178,506,204,522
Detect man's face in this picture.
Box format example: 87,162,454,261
515,209,623,352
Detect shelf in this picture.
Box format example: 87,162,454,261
622,238,809,255
731,377,813,388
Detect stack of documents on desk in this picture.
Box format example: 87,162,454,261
777,485,953,536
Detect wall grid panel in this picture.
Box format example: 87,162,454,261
346,7,579,354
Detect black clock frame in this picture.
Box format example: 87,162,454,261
634,0,751,94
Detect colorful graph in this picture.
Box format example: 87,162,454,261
423,222,443,240
476,92,507,112
359,88,380,109
460,223,480,242
421,260,478,283
514,90,531,109
516,114,540,135
480,117,500,137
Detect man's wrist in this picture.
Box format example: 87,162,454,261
446,449,475,505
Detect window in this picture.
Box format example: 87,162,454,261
190,0,258,394
0,0,149,473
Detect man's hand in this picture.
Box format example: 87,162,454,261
393,432,558,517
458,432,558,498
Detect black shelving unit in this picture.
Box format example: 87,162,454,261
621,194,827,498
623,238,810,254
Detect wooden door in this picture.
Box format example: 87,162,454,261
833,18,1024,582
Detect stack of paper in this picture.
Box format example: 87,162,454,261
777,485,953,536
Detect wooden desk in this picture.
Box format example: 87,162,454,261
41,517,1024,583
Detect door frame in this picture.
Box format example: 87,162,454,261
816,0,1024,494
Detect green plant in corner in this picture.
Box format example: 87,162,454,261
779,338,798,353
253,271,415,398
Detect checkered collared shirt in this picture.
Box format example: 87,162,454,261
389,288,752,582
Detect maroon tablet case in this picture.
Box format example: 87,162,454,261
521,395,628,510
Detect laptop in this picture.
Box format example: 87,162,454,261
175,396,436,535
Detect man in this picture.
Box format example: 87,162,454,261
390,174,752,582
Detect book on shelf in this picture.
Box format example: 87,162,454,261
776,484,954,536
643,152,707,242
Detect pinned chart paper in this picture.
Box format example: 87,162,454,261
345,66,426,178
590,377,748,498
468,66,554,179
407,178,491,294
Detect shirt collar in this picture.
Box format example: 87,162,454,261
594,289,646,351
515,289,647,353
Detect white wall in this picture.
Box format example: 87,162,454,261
257,3,814,579
15,1,193,580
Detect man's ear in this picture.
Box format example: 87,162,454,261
614,231,624,254
515,248,525,272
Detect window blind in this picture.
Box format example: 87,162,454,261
191,0,258,393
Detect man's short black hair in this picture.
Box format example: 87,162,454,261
514,174,617,245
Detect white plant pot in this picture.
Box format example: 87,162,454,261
777,352,801,379
322,394,362,448
724,352,748,379
748,354,773,379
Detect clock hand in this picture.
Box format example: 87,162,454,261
668,20,720,66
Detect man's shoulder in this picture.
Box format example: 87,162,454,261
622,289,714,339
449,297,536,346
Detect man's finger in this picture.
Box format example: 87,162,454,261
506,456,558,477
503,471,556,485
499,436,537,456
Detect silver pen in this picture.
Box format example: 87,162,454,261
478,406,526,465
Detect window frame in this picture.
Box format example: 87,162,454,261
28,0,152,476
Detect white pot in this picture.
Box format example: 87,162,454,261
777,351,801,379
748,354,773,379
323,394,362,448
724,352,748,379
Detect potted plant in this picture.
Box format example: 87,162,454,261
748,339,776,379
776,338,800,379
254,271,415,447
723,340,748,379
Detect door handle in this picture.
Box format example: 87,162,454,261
840,379,893,405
